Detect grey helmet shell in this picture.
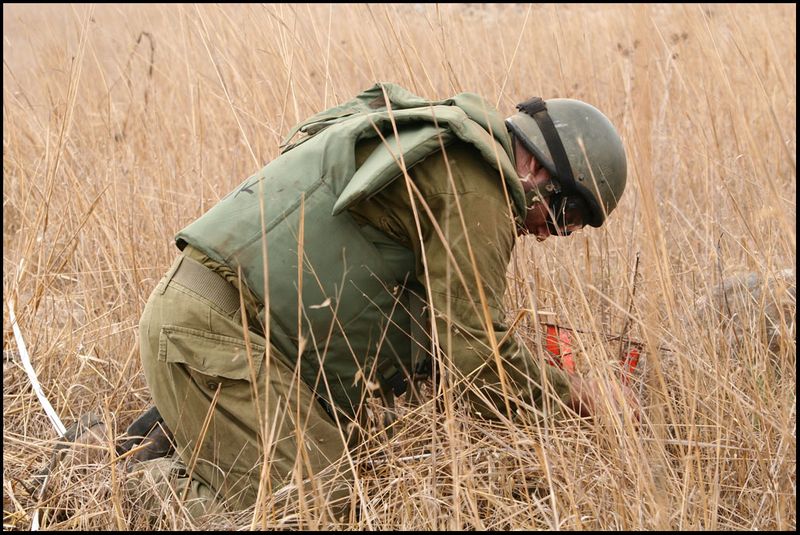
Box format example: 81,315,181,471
506,98,627,227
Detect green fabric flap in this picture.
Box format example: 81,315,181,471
159,325,265,381
332,124,453,215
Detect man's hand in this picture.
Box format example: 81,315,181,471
567,374,641,422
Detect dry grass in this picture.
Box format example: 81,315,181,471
3,3,795,530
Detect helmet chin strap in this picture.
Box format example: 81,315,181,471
514,97,577,190
507,97,582,209
508,97,583,236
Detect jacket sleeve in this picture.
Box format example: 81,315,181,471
414,184,573,419
399,142,573,418
348,140,573,418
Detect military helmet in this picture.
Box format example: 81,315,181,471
505,97,627,228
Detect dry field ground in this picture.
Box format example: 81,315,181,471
3,3,796,530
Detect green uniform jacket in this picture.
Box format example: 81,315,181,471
176,82,571,420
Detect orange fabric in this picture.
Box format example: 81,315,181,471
544,325,576,374
543,324,642,383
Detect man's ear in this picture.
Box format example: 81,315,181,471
513,136,534,176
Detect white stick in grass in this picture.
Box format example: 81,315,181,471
7,300,67,437
7,300,67,531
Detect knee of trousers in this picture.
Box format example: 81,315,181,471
137,272,351,511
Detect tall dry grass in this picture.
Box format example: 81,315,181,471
3,3,795,530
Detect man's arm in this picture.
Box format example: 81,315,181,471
394,142,574,419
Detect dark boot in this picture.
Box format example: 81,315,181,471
29,412,109,497
117,406,175,462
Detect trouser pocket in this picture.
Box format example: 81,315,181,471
158,325,266,391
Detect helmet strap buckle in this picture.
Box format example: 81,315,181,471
523,179,559,207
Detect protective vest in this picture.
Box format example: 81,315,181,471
176,82,526,417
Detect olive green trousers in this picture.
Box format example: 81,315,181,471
137,254,353,519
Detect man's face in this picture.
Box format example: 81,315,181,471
513,138,585,240
514,138,554,240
